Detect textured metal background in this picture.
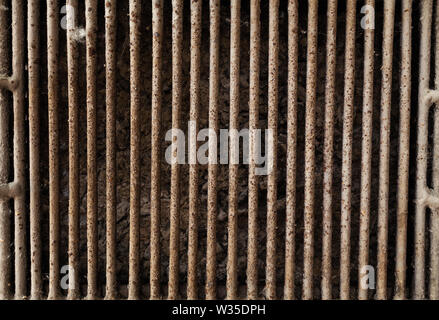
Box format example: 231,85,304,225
0,0,436,300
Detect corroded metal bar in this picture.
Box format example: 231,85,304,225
394,0,412,301
0,0,10,300
340,0,356,300
67,0,80,300
86,0,98,300
302,0,318,300
128,0,141,300
226,0,240,301
150,0,163,301
168,0,183,300
266,0,279,301
415,0,433,300
11,0,26,299
246,0,263,302
206,0,220,301
28,0,42,300
376,0,395,301
187,0,202,300
284,0,298,301
47,0,61,300
247,0,260,300
105,0,117,300
321,0,337,301
358,0,375,301
431,0,439,300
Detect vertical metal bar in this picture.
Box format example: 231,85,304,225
187,0,202,300
0,0,10,301
128,0,141,300
431,0,439,300
86,0,98,300
226,0,240,301
11,0,26,299
340,0,357,300
394,0,412,301
321,0,338,301
358,0,375,301
66,0,80,300
206,0,220,301
284,0,298,301
415,0,433,300
431,147,439,298
151,0,163,301
266,0,279,301
168,0,183,300
376,0,395,301
28,0,42,300
47,0,60,300
105,0,117,300
302,0,318,301
247,0,260,300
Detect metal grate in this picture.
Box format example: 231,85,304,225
0,0,438,300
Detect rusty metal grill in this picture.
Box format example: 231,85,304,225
0,0,438,300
